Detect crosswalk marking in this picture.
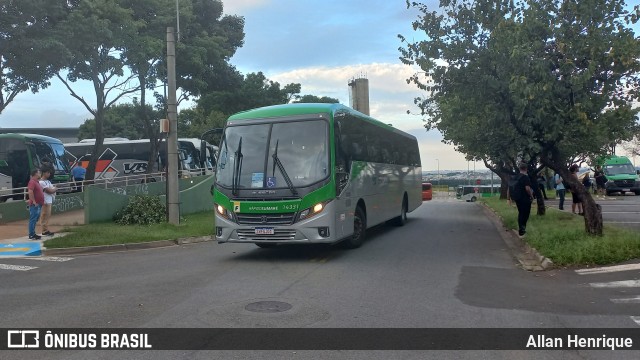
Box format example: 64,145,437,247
21,256,73,262
611,296,640,304
0,264,38,271
589,280,640,288
576,263,640,275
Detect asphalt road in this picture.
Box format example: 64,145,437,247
1,198,639,359
544,192,640,230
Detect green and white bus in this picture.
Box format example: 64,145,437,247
213,103,422,248
0,133,71,201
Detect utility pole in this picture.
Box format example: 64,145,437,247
166,27,180,225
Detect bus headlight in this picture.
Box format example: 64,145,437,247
215,203,235,222
297,201,329,222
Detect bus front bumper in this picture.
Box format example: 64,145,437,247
215,204,338,245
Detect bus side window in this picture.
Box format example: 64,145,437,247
334,120,350,196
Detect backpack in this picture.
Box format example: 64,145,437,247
508,174,524,201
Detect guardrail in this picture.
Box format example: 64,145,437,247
0,171,173,202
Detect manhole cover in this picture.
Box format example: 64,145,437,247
245,301,292,313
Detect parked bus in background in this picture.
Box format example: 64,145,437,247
0,133,71,201
213,103,422,249
456,185,500,202
64,139,198,185
179,138,217,175
422,182,433,201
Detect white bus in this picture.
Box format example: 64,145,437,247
64,139,201,184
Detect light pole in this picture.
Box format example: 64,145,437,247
436,158,440,188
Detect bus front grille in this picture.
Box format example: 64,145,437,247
236,213,296,226
236,229,297,241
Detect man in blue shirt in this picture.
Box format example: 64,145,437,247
71,164,86,192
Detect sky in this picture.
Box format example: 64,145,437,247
1,0,638,170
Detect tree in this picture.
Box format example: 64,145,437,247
294,95,340,103
400,0,640,235
0,0,70,115
198,72,302,115
54,0,142,181
78,102,160,140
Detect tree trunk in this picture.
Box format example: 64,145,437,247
578,186,603,236
542,157,603,236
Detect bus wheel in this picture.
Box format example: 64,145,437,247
256,243,278,248
470,196,477,202
391,197,408,226
342,206,366,249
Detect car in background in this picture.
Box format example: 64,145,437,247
422,182,433,201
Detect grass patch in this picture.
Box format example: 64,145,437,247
44,211,214,249
482,197,640,266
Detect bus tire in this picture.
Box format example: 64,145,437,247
470,196,477,202
342,206,366,249
391,197,408,226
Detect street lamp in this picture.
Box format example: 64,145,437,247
436,158,440,188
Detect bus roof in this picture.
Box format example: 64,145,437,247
227,103,415,140
0,133,63,143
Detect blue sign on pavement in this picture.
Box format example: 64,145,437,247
0,243,41,256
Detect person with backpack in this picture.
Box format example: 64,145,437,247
508,163,534,237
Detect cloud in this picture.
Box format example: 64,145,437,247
222,0,270,14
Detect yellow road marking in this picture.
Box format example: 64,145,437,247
0,248,32,253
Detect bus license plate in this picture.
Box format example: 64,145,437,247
255,227,274,235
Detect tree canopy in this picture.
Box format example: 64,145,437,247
400,0,640,235
0,0,70,115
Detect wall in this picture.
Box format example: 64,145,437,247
85,175,214,223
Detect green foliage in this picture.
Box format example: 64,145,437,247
0,0,70,114
483,197,640,265
78,102,161,140
294,95,340,103
115,195,167,225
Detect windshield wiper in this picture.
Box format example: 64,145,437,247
271,140,298,196
232,137,243,196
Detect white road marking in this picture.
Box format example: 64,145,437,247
21,256,73,262
611,296,640,304
631,317,640,326
0,264,38,271
576,263,640,275
589,280,640,288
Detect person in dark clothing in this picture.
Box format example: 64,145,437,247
508,163,534,237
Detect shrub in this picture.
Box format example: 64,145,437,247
115,195,166,225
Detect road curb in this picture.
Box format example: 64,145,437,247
480,203,554,271
43,236,213,256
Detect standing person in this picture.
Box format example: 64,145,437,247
71,163,86,192
26,168,44,240
569,164,584,215
554,172,566,210
508,163,534,237
39,167,57,236
594,165,607,197
536,174,548,200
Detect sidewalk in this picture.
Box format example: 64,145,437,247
0,210,84,245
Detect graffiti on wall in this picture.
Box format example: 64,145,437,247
108,183,151,196
52,195,84,213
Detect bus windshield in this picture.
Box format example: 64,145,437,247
29,140,70,174
217,120,329,189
